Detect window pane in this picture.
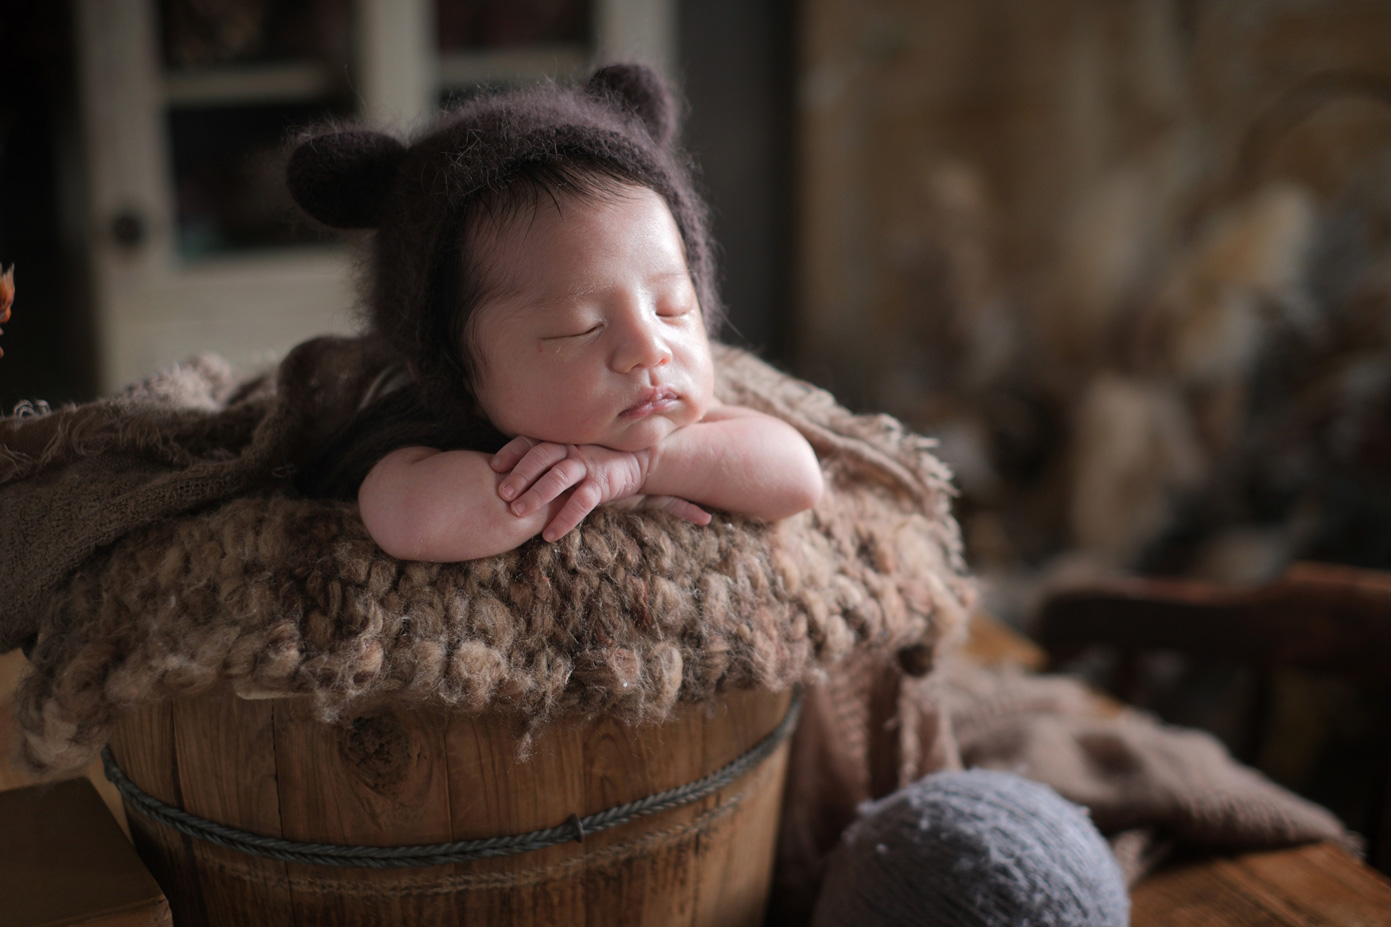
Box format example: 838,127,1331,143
167,99,352,257
159,0,351,70
436,0,591,52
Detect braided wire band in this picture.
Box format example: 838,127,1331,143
102,689,801,869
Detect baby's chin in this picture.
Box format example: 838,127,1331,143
613,404,711,449
592,422,681,452
539,414,690,453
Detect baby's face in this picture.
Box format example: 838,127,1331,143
468,186,715,452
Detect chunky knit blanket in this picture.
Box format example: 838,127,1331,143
0,337,973,777
0,337,1353,926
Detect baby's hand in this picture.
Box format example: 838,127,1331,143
491,437,708,541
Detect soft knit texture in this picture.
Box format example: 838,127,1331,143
286,63,722,420
768,648,1355,926
810,769,1130,927
938,657,1355,857
0,338,972,777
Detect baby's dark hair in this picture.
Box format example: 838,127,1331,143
286,64,722,418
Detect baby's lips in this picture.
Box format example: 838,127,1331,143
621,385,679,416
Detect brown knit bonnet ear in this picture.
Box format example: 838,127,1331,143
286,131,407,229
586,63,678,147
287,64,721,419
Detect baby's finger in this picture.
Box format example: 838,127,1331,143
646,496,712,526
510,457,586,515
542,479,604,542
491,436,538,473
497,442,569,501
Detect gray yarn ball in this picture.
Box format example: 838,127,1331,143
810,769,1130,927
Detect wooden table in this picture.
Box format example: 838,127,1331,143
965,612,1391,927
1131,842,1391,926
0,776,170,927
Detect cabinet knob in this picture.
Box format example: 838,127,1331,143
110,210,147,248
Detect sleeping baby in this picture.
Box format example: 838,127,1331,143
287,65,822,561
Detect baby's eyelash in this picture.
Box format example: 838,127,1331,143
546,324,602,340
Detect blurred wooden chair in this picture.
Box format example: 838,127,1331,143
1035,561,1391,874
968,589,1391,925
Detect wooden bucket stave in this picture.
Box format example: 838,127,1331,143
107,687,793,926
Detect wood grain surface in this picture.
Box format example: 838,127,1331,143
175,693,295,925
108,699,208,925
103,687,793,926
1131,842,1391,926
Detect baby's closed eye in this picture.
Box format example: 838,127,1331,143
545,323,603,340
654,277,698,318
657,301,696,319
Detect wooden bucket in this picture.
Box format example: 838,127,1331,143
106,686,794,927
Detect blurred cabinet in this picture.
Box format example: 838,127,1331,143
74,0,675,393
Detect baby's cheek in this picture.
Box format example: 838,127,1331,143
688,374,716,423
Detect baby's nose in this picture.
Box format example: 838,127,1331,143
613,315,672,371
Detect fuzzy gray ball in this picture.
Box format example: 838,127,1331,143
811,769,1130,927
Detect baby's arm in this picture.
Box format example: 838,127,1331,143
641,404,824,519
363,405,822,562
500,404,823,530
358,446,569,562
359,442,693,561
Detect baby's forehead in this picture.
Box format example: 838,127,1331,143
466,186,690,288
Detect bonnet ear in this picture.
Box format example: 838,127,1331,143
586,63,679,147
286,130,407,229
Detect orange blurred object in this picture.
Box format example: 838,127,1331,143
0,264,12,358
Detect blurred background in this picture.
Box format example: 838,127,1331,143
3,0,1391,868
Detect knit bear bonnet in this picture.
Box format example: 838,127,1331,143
285,64,721,419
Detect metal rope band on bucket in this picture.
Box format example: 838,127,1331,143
102,689,802,869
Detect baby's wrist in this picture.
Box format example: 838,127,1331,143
633,444,657,487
